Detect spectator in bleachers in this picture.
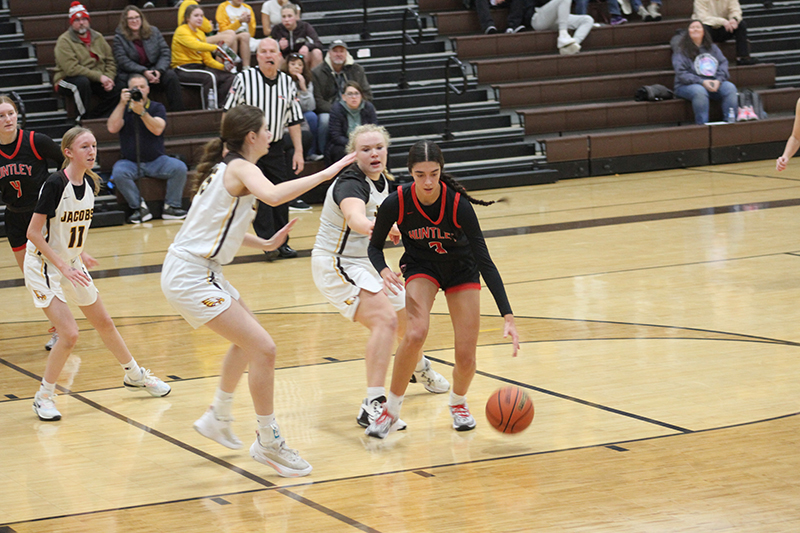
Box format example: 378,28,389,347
283,52,322,161
172,4,236,109
464,0,526,34
261,0,298,37
271,3,323,70
632,0,661,21
54,2,121,120
107,74,188,224
216,0,258,70
672,20,738,124
326,81,378,163
312,40,372,166
177,0,238,49
573,0,628,26
114,6,184,112
692,0,757,65
530,0,594,55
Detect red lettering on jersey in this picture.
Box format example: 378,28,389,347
429,241,446,254
9,180,22,198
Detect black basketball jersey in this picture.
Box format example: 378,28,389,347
0,130,62,212
369,180,513,316
395,181,472,262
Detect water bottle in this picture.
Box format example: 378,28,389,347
727,107,735,123
207,87,217,110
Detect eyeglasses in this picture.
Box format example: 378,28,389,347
288,53,304,60
344,92,360,97
127,15,142,21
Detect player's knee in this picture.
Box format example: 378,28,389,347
405,324,428,347
59,326,80,348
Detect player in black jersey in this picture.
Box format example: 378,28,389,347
365,140,519,438
0,95,64,349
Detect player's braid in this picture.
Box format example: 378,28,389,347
440,172,495,207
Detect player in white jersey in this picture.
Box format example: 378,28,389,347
311,124,450,432
24,126,170,422
161,104,355,478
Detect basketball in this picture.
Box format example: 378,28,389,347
485,386,534,434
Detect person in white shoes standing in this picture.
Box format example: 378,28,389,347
161,104,355,477
365,140,519,439
25,126,171,422
311,124,451,431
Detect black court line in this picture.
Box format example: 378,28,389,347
0,358,381,533
423,354,692,433
4,196,800,290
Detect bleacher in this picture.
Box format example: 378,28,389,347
1,0,800,231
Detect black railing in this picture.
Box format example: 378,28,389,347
361,0,370,39
398,8,423,90
443,57,468,141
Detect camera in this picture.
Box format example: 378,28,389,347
129,87,143,102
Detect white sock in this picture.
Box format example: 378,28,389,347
40,379,56,396
449,392,467,407
414,356,428,372
121,359,142,380
386,392,404,418
559,29,571,40
212,388,235,419
367,387,385,402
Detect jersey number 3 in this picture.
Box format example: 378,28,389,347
68,226,86,248
429,241,447,254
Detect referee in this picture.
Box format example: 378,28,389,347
223,37,305,260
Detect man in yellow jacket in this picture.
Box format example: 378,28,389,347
54,2,120,120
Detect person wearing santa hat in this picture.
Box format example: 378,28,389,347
53,2,121,120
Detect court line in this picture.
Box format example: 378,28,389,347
4,196,800,290
0,357,382,533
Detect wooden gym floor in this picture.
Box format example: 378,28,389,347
2,159,800,532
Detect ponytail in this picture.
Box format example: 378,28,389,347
192,138,224,195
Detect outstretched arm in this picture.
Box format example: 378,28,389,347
777,98,800,171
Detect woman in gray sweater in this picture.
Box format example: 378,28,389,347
113,5,184,111
672,20,737,124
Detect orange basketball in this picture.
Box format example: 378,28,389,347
485,386,534,434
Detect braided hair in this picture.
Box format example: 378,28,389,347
406,140,495,206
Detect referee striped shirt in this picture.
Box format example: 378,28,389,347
223,67,304,141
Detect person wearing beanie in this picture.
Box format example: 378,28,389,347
54,2,121,120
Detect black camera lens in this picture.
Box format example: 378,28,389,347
129,88,143,102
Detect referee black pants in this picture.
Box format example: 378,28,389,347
254,144,290,242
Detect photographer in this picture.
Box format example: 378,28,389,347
107,74,188,224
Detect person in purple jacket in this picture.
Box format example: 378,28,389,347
672,20,738,124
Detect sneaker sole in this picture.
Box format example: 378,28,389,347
453,422,476,431
33,404,61,421
123,382,171,398
250,444,313,477
141,215,153,222
193,421,243,449
161,214,187,220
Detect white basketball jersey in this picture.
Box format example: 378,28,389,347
313,172,389,258
169,162,257,265
27,174,94,262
